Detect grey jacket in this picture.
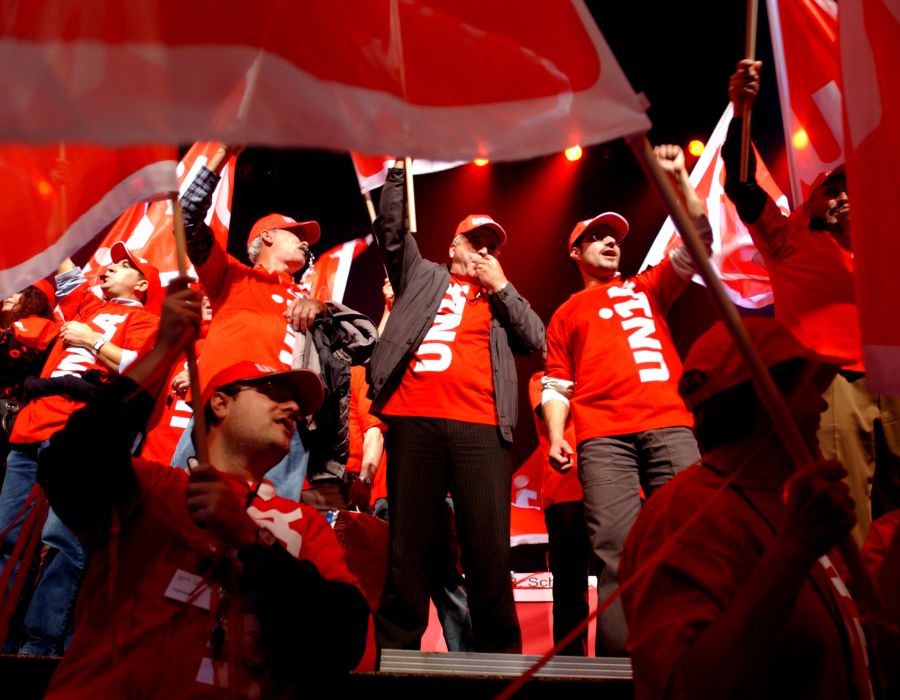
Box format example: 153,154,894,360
367,167,545,442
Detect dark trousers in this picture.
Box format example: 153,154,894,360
376,417,522,653
579,426,699,656
544,500,592,656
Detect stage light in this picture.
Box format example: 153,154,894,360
688,139,705,157
792,128,810,149
564,145,582,162
473,158,490,167
36,179,53,197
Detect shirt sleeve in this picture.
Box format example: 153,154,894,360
543,309,575,406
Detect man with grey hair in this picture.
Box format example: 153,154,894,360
172,146,326,499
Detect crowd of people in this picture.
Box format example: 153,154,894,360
0,61,897,698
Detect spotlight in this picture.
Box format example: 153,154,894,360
688,139,705,157
473,158,490,167
564,145,583,162
792,128,809,149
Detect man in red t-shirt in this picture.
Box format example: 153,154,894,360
724,61,900,544
176,145,327,500
37,287,368,698
543,145,708,655
368,161,545,653
0,244,160,655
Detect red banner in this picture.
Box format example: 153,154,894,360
350,153,464,194
641,105,788,309
767,0,843,203
0,144,176,299
840,0,900,396
300,236,374,303
85,142,237,287
1,1,649,160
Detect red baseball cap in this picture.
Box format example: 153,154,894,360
32,278,56,307
455,214,507,247
568,212,629,250
201,360,324,416
110,242,163,312
809,163,846,193
247,214,320,248
678,317,846,410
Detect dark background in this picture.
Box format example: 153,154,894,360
190,2,792,468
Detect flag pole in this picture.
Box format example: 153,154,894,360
740,0,759,181
404,157,417,234
628,133,882,614
171,197,209,464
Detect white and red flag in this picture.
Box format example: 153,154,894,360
640,105,789,309
86,142,238,287
839,0,900,396
767,0,843,203
0,144,176,300
300,236,374,304
0,1,649,160
350,153,464,194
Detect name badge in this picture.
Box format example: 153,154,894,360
164,568,212,611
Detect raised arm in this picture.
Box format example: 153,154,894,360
373,161,424,295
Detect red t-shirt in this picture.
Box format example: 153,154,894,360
12,284,157,444
347,366,387,496
750,201,863,371
196,243,306,393
381,277,497,425
140,338,205,466
527,372,582,507
10,316,58,350
46,461,360,699
545,260,693,443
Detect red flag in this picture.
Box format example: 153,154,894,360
0,144,176,299
350,153,465,193
767,0,843,203
85,142,237,287
641,105,789,309
840,0,900,396
300,236,374,303
1,2,649,160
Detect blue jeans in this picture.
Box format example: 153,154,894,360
171,418,309,502
578,426,699,656
0,443,86,655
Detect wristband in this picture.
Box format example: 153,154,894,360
91,337,108,355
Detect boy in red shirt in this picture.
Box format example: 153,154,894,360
0,244,160,655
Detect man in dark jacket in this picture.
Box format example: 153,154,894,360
368,160,545,653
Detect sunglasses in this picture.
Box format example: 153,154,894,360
231,380,298,405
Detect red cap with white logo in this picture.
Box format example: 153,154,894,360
454,214,507,247
247,213,320,247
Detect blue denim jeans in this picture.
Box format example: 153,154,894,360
578,426,699,656
0,442,86,655
171,417,309,502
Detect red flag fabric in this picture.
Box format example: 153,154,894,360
839,0,900,396
1,2,649,160
640,105,789,309
300,235,374,303
0,144,176,300
350,153,464,194
84,142,237,287
767,0,843,203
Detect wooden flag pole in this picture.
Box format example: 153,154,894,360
740,0,759,182
171,197,209,464
404,157,417,234
362,191,378,225
629,133,883,615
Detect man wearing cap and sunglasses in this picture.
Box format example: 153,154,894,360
0,244,161,655
36,282,368,698
725,60,900,545
620,317,900,699
174,145,326,500
368,160,544,653
542,144,711,655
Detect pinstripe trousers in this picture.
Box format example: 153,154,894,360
375,417,522,653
